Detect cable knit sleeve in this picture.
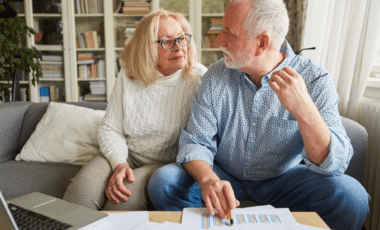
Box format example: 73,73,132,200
98,69,129,170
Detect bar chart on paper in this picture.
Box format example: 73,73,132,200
183,207,301,230
201,213,282,229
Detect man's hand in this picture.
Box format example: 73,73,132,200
105,163,136,204
200,179,240,219
269,66,314,118
269,66,331,165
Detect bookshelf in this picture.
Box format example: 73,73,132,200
194,0,230,68
3,0,230,103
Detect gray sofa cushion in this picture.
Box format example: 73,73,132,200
0,160,82,200
0,102,32,164
17,103,49,154
341,117,368,184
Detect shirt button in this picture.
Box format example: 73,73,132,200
248,150,251,154
252,122,256,126
244,173,247,177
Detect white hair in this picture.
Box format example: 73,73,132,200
231,0,289,50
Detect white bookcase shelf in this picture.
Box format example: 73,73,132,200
5,0,229,103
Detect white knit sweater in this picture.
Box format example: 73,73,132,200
98,63,207,170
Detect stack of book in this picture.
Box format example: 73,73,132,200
122,1,151,14
39,85,60,102
204,18,223,49
76,31,100,49
75,0,104,14
41,55,64,78
76,30,102,49
84,81,106,102
125,23,137,45
77,53,105,79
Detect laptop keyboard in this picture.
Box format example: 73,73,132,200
7,203,73,230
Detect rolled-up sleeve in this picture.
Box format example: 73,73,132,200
302,72,353,176
176,73,219,167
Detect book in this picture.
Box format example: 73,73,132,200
42,55,63,62
85,31,96,49
98,0,104,13
84,94,106,102
97,60,105,78
93,31,99,48
76,0,81,14
209,18,223,26
90,63,98,78
122,2,150,7
89,81,106,94
20,88,27,101
209,25,223,30
77,60,97,65
84,0,89,14
207,30,222,35
122,9,151,14
204,35,218,48
40,86,50,102
49,85,59,102
81,0,86,14
78,53,93,59
41,64,64,78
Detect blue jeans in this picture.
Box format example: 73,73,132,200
148,162,370,230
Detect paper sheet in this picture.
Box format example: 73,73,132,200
80,211,149,230
182,207,301,230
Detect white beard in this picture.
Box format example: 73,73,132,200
220,46,254,69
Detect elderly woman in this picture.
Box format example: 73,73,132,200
63,9,207,211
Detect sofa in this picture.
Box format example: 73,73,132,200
0,101,369,209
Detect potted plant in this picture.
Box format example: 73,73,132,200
0,2,42,102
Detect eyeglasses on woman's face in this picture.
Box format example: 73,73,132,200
156,34,192,50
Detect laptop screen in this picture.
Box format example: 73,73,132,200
0,191,18,230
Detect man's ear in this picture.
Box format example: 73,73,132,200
255,32,270,56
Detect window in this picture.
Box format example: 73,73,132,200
364,39,380,100
372,40,380,75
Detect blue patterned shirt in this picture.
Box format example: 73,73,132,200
177,40,353,181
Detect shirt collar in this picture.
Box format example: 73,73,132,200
261,39,296,87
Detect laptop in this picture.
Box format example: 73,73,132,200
0,191,108,230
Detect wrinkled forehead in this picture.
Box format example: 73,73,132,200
157,16,185,39
223,1,252,36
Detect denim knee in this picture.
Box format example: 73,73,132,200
148,163,176,209
148,162,203,211
317,175,370,230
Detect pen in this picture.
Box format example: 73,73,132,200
229,210,234,226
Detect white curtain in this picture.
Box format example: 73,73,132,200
301,0,380,121
302,1,380,229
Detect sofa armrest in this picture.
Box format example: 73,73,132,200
341,117,368,184
0,102,33,164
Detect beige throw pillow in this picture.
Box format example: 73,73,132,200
16,102,105,165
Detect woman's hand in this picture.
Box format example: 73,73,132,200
105,163,136,204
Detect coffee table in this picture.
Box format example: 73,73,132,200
104,211,330,229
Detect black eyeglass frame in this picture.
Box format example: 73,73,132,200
155,34,192,50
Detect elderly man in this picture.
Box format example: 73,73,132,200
148,0,370,229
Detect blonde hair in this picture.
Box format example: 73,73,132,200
120,10,197,86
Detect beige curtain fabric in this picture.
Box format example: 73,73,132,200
284,0,308,53
302,1,380,229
